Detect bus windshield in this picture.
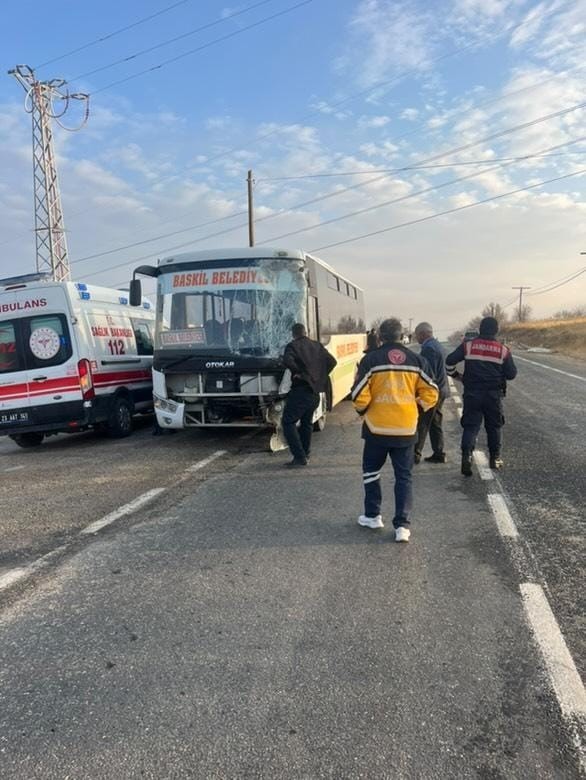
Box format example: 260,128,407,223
156,258,307,357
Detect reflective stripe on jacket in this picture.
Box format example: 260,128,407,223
351,343,439,438
446,337,517,389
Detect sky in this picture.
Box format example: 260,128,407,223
1,0,585,336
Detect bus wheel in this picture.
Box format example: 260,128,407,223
11,432,44,448
107,396,133,438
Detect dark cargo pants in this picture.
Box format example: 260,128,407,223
461,387,504,456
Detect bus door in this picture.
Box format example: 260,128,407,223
308,295,319,340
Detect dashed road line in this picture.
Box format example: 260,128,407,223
515,355,586,382
487,493,518,538
80,488,165,535
472,450,494,481
2,465,25,473
185,449,227,472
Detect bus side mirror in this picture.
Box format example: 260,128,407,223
129,279,142,307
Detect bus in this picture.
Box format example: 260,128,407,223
129,247,365,450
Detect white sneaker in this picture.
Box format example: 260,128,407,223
395,527,411,543
358,514,384,529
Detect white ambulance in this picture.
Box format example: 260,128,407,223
0,273,155,448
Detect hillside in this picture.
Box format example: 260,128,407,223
503,317,586,360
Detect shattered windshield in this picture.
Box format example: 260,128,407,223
156,258,307,358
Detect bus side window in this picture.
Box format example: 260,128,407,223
132,320,154,355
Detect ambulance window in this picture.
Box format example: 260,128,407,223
0,321,22,374
132,320,153,355
25,314,72,368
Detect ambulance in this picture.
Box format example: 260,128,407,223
0,273,155,448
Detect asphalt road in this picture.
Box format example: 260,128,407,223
492,350,586,680
0,388,584,778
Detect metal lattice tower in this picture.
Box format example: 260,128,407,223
9,65,89,282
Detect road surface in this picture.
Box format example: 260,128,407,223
0,361,584,778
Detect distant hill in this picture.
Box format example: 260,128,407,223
503,317,586,361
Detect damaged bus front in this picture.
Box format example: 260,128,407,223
130,249,310,447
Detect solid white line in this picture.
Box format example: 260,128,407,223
520,583,586,720
487,493,519,538
185,450,227,472
0,568,28,592
516,355,586,382
473,450,494,481
3,465,25,473
81,488,165,535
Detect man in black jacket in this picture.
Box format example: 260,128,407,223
446,316,517,475
282,323,337,467
413,321,449,464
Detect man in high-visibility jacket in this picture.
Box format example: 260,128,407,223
446,316,517,476
351,318,439,543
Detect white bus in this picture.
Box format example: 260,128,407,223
130,247,365,449
0,273,155,448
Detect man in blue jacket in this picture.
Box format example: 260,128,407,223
414,322,449,464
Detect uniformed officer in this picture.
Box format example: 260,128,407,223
446,316,517,476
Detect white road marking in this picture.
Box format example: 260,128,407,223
516,355,586,382
81,488,165,535
472,450,494,481
185,450,227,472
520,582,586,771
0,568,28,592
2,465,25,473
487,493,519,538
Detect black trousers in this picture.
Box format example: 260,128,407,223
415,399,445,457
282,385,320,461
461,388,504,456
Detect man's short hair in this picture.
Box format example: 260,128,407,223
479,316,499,337
379,318,403,343
415,321,433,337
292,322,307,338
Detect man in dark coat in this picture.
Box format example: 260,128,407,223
446,316,517,475
413,321,449,464
281,323,337,467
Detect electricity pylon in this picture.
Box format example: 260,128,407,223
9,65,89,281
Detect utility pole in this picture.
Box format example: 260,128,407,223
512,286,531,322
9,65,89,281
247,169,255,248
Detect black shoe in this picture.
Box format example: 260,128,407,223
489,456,504,470
424,452,447,463
285,458,308,468
414,452,422,465
461,451,473,477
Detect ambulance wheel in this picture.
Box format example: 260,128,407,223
11,432,44,448
107,396,133,438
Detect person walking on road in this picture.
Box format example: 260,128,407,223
282,323,337,467
446,316,517,476
413,322,449,464
351,318,439,542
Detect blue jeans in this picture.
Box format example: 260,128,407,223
362,439,414,528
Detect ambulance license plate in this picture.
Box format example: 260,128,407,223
0,411,30,425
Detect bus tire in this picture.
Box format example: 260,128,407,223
11,432,44,448
107,395,133,438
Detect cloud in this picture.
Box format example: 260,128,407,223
359,115,391,128
401,108,419,121
345,0,435,87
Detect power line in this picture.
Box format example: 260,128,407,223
256,150,586,182
71,103,586,269
90,0,313,96
35,0,193,70
257,136,586,245
202,2,565,166
308,167,586,252
72,0,276,82
527,267,586,296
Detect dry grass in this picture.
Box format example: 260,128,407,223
503,317,586,360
